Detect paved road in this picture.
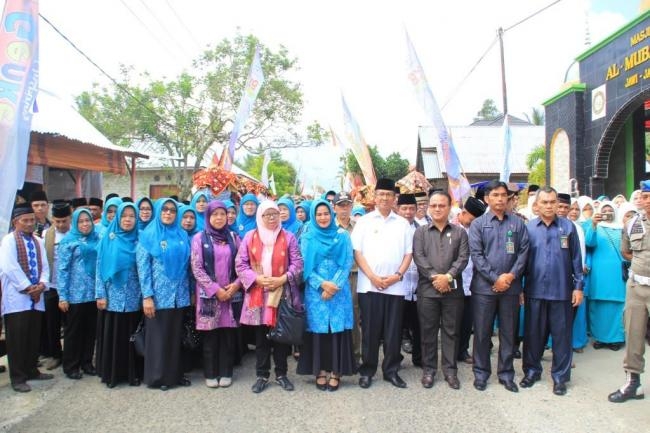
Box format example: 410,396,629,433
0,344,647,433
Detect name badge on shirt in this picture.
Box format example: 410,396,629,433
506,241,515,254
560,235,569,249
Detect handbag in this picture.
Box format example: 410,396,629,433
602,228,629,282
182,310,202,351
267,291,305,346
130,319,146,357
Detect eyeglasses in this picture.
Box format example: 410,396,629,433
262,212,280,219
161,206,177,214
139,207,152,212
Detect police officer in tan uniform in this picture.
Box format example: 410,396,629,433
608,180,650,403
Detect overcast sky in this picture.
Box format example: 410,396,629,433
37,0,637,191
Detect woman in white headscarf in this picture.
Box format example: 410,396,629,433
584,201,626,351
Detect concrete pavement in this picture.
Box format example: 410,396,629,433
0,344,648,433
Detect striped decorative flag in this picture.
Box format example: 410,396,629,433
218,45,265,169
0,0,39,235
341,95,376,186
499,114,513,182
260,148,271,187
405,31,470,203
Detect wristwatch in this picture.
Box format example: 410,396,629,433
395,271,403,281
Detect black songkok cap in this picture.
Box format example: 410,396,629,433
122,197,133,203
375,178,395,192
557,193,571,204
71,197,88,208
528,184,540,193
105,193,119,202
88,197,103,207
29,190,48,202
397,193,417,206
464,196,486,218
52,203,72,218
12,203,34,219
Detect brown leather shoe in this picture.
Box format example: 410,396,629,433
445,375,460,390
421,374,434,389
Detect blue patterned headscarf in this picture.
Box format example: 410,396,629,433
100,197,123,228
60,208,99,276
136,197,154,232
139,198,190,281
190,191,209,230
223,199,238,232
278,197,303,236
179,204,201,237
300,199,349,280
296,200,312,222
235,193,259,238
97,202,139,286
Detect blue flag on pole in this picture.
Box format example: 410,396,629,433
0,0,39,234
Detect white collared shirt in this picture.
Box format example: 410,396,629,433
351,210,413,296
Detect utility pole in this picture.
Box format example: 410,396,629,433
498,27,508,117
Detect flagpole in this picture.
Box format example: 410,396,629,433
498,27,508,116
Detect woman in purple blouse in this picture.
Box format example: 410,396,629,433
191,201,242,388
235,200,303,394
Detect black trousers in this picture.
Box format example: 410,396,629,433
358,292,404,377
418,295,464,377
39,288,62,359
523,298,573,384
472,293,519,381
5,310,42,385
203,327,236,379
63,302,97,374
402,299,421,364
254,325,291,378
457,295,473,358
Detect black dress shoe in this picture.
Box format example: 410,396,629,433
178,376,191,387
498,379,519,393
106,382,116,389
66,371,82,380
82,366,96,376
593,341,605,349
130,378,141,387
553,382,567,396
12,383,31,393
33,372,54,380
608,342,624,351
383,373,407,388
358,375,372,389
421,374,434,389
445,375,460,390
473,379,487,391
457,351,473,364
513,349,522,359
0,365,7,373
519,374,541,388
160,385,170,391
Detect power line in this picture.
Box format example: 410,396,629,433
164,0,203,51
504,0,563,33
39,13,177,132
118,0,179,60
441,36,499,110
137,0,189,56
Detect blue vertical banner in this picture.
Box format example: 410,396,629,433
0,0,39,234
218,45,264,170
405,30,470,203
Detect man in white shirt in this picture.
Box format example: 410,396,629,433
352,178,413,389
0,203,53,392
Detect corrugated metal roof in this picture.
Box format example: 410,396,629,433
418,124,544,175
420,148,443,178
31,90,147,158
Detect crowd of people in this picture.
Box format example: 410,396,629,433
1,178,649,404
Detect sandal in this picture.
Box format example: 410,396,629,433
328,375,340,392
316,374,327,391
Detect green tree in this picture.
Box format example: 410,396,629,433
474,98,501,121
240,150,296,196
76,34,324,197
526,144,546,186
523,107,545,125
341,146,410,182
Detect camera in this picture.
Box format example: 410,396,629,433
600,213,614,222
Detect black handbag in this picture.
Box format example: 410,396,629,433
182,310,202,351
603,228,629,282
130,319,146,357
267,294,305,346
